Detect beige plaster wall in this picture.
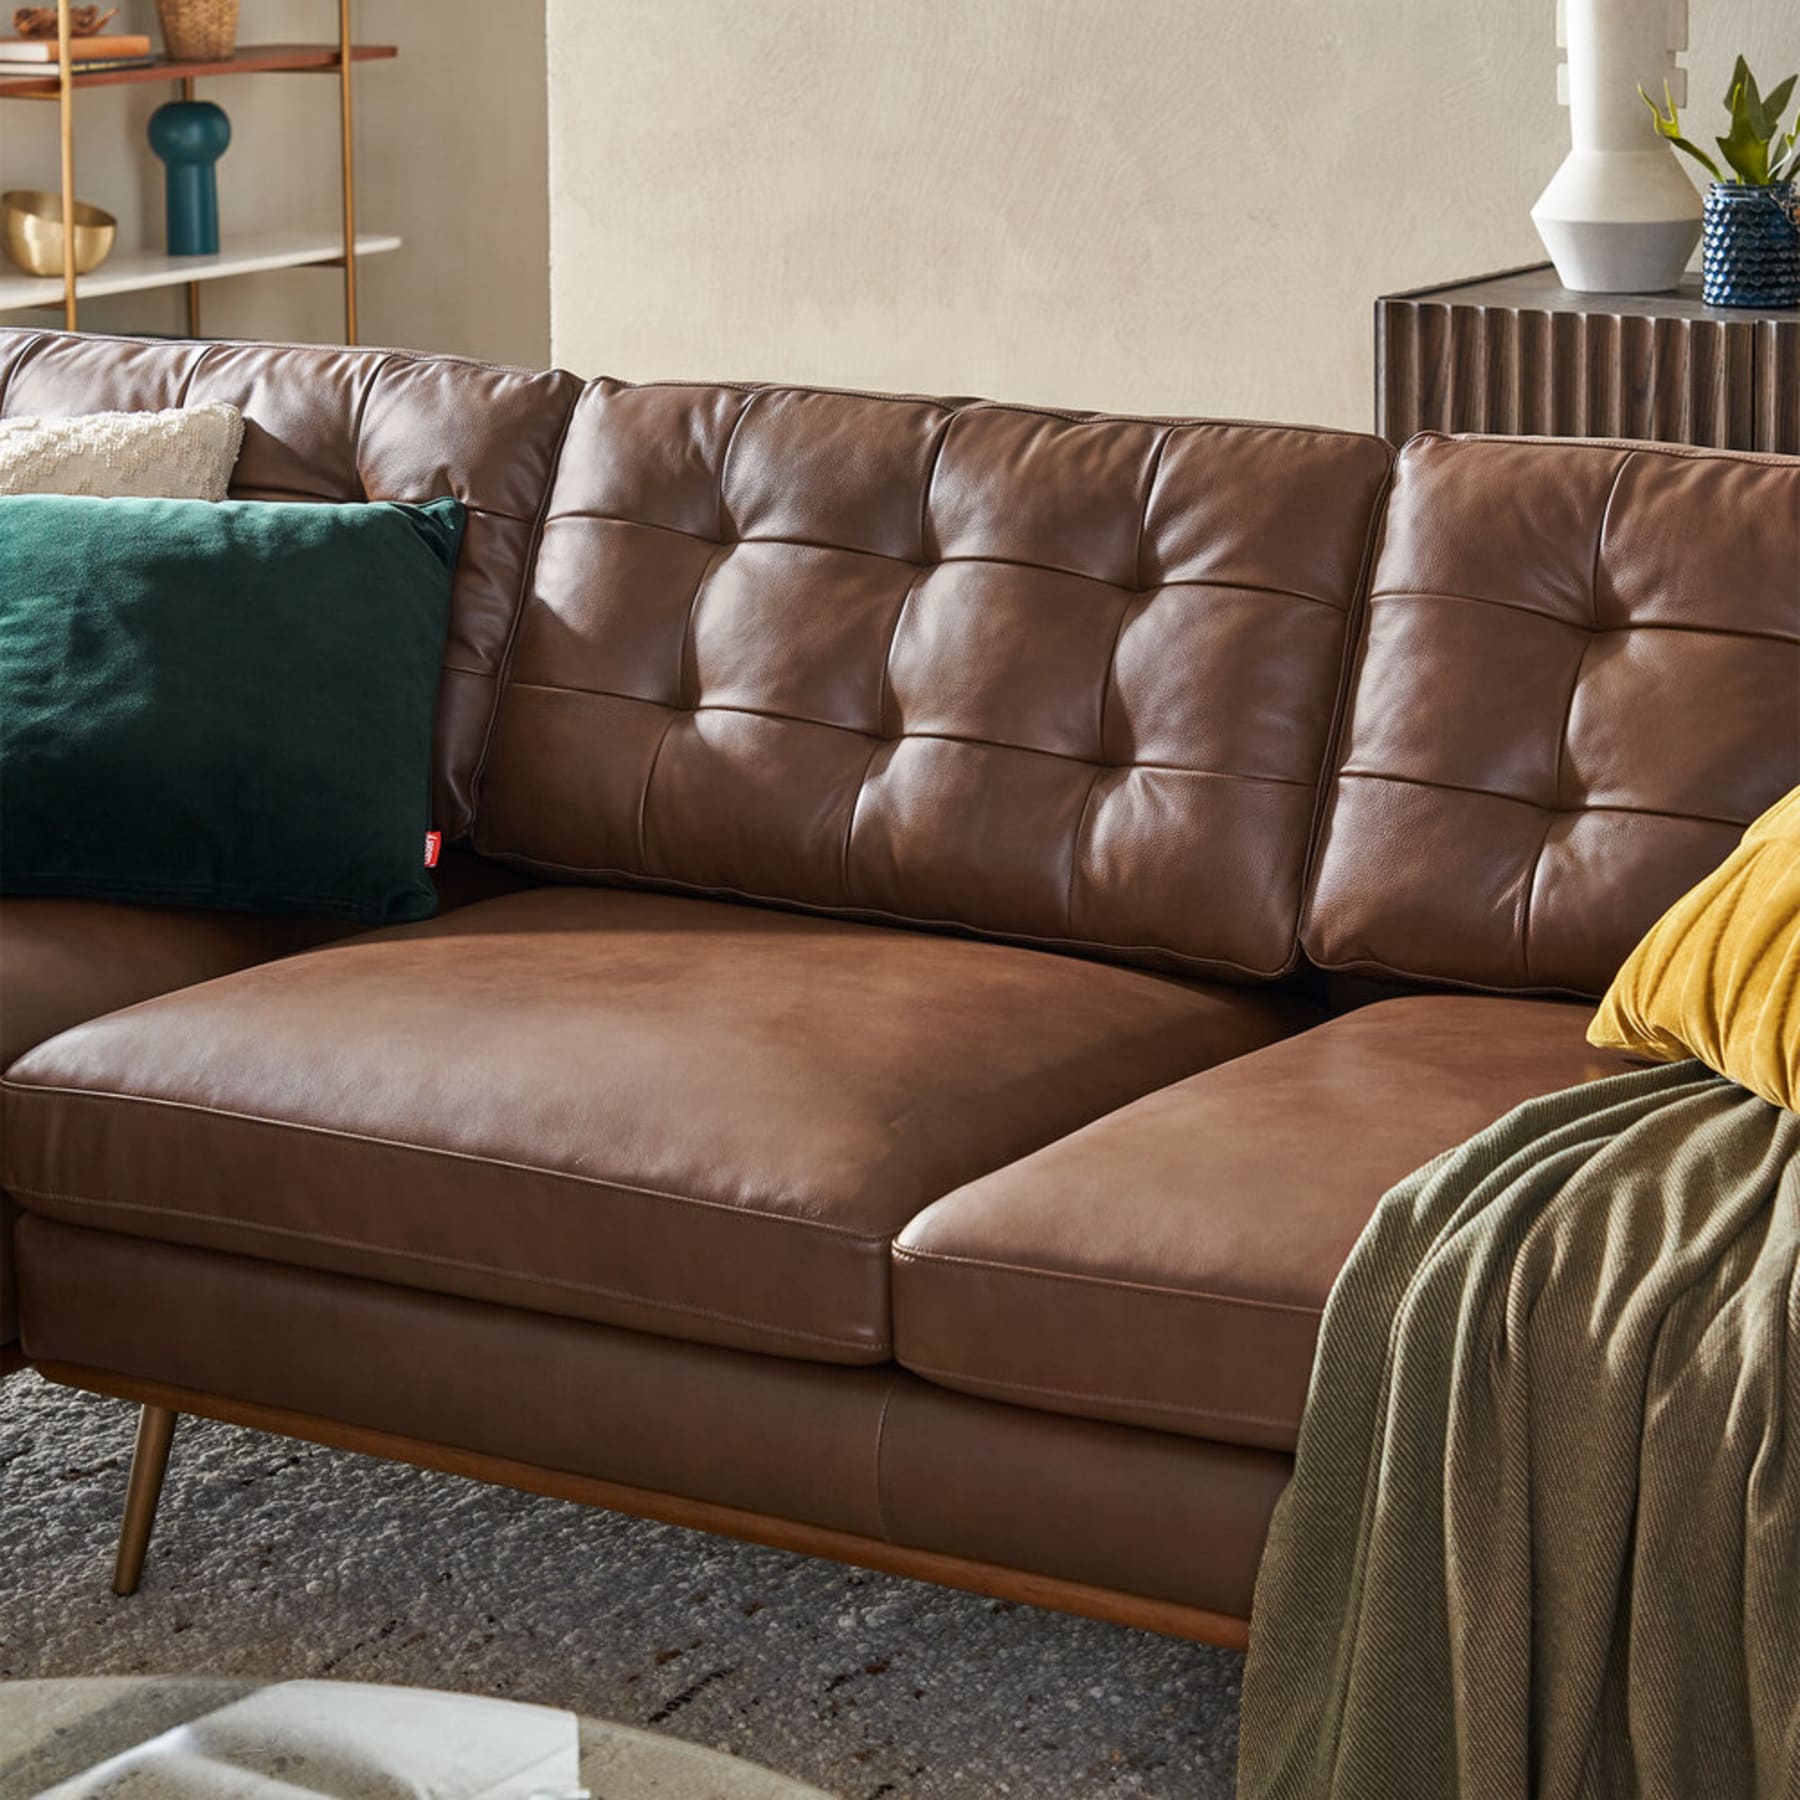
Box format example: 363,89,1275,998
546,0,1791,428
2,0,548,366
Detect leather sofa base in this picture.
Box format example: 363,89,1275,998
15,1218,1288,1639
35,1358,1254,1651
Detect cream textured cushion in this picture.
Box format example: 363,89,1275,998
0,400,243,499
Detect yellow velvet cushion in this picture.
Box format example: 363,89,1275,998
1589,786,1800,1110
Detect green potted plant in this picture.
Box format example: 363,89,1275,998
1642,58,1800,307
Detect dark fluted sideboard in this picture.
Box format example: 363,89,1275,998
1377,263,1798,453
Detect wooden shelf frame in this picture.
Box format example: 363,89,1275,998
0,42,396,98
6,1,393,341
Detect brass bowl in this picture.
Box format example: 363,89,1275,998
2,190,116,278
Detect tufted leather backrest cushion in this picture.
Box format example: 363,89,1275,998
0,330,580,838
474,382,1393,978
1303,434,1800,997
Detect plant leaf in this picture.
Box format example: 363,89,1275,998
1740,60,1772,139
1718,80,1772,183
1641,81,1724,178
1668,135,1725,179
1762,73,1798,130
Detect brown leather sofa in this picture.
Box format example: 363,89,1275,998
2,328,1795,1650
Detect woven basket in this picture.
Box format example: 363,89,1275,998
156,0,238,60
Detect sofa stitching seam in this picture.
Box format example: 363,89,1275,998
1364,583,1796,648
840,414,955,896
1517,449,1629,986
9,1185,890,1353
636,540,735,869
508,515,1359,612
897,1358,1294,1430
1329,767,1758,831
499,691,1318,785
0,1080,898,1243
890,1244,1322,1316
631,393,762,870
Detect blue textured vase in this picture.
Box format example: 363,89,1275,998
147,99,232,256
1700,181,1800,308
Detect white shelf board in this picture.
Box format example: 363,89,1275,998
0,230,401,312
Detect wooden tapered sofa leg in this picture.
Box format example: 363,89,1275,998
112,1403,178,1597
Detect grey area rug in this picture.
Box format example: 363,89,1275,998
1,1374,1243,1799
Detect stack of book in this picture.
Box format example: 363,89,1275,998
0,32,155,75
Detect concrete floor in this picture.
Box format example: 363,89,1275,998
0,1372,1244,1799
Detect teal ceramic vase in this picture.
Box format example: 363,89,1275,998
147,99,231,256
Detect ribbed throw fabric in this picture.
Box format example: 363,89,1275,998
1238,1061,1800,1800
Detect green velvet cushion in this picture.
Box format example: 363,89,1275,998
0,493,464,924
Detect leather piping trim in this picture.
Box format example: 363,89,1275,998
898,1357,1296,1437
618,376,1385,442
0,1079,896,1243
9,1184,889,1356
0,325,558,384
30,1359,1255,1651
890,1243,1322,1316
1415,427,1800,470
1293,952,1606,1003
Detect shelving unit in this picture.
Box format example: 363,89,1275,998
0,229,401,311
0,3,397,342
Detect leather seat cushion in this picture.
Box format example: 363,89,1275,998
892,995,1641,1450
1,886,1314,1365
0,895,351,1347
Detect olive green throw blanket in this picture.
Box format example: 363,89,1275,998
1238,1061,1800,1800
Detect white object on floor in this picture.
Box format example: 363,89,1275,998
0,400,243,500
1531,0,1702,293
0,1678,837,1800
39,1680,583,1800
